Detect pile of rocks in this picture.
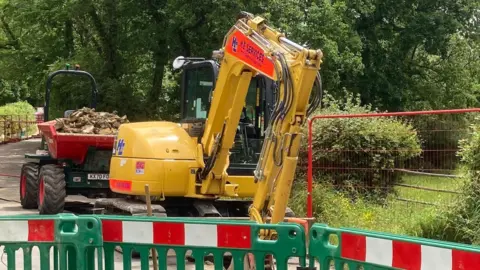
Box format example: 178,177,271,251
54,107,128,135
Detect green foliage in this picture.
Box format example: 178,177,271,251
402,35,480,170
0,101,37,137
305,91,422,199
408,112,475,172
413,118,480,244
346,0,480,111
0,100,35,115
289,179,440,235
1,0,478,120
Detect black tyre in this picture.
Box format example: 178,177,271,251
38,164,66,214
19,162,39,209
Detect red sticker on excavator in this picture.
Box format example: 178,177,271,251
225,29,275,79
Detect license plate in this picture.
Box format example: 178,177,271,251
87,174,109,180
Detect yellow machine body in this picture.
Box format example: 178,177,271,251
109,121,257,198
109,121,198,197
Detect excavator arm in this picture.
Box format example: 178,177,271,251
197,12,323,228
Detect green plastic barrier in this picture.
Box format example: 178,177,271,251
98,215,308,270
308,223,480,269
0,213,103,270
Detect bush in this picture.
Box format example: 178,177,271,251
408,113,474,172
301,91,421,200
413,117,480,244
0,101,37,139
0,101,36,115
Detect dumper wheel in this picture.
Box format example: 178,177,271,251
38,164,66,214
20,162,39,209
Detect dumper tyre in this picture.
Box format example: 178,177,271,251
20,162,39,209
38,164,66,214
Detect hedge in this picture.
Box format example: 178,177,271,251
299,91,421,199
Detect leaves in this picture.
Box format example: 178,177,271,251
413,117,480,244
0,0,478,122
298,91,422,200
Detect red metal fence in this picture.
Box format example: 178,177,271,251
306,108,480,219
0,114,39,144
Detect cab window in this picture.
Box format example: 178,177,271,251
181,64,266,136
244,82,257,122
184,66,215,119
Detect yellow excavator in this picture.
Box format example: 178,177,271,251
96,11,323,238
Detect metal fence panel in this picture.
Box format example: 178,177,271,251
0,115,38,144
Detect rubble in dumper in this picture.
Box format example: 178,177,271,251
54,107,129,135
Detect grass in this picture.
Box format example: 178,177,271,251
395,174,464,206
290,172,465,236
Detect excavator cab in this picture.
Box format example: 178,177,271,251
176,57,276,176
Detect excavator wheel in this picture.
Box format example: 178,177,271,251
19,162,39,209
37,164,66,214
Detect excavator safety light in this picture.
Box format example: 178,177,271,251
172,56,207,70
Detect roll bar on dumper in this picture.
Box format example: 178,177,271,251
40,64,98,149
20,64,115,214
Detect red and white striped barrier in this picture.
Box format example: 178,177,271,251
101,220,252,249
0,220,55,242
341,232,480,269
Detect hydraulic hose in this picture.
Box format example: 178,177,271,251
307,71,323,116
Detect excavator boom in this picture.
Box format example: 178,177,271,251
197,12,323,226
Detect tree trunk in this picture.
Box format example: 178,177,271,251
148,45,167,114
88,0,121,79
145,0,168,116
64,20,74,58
